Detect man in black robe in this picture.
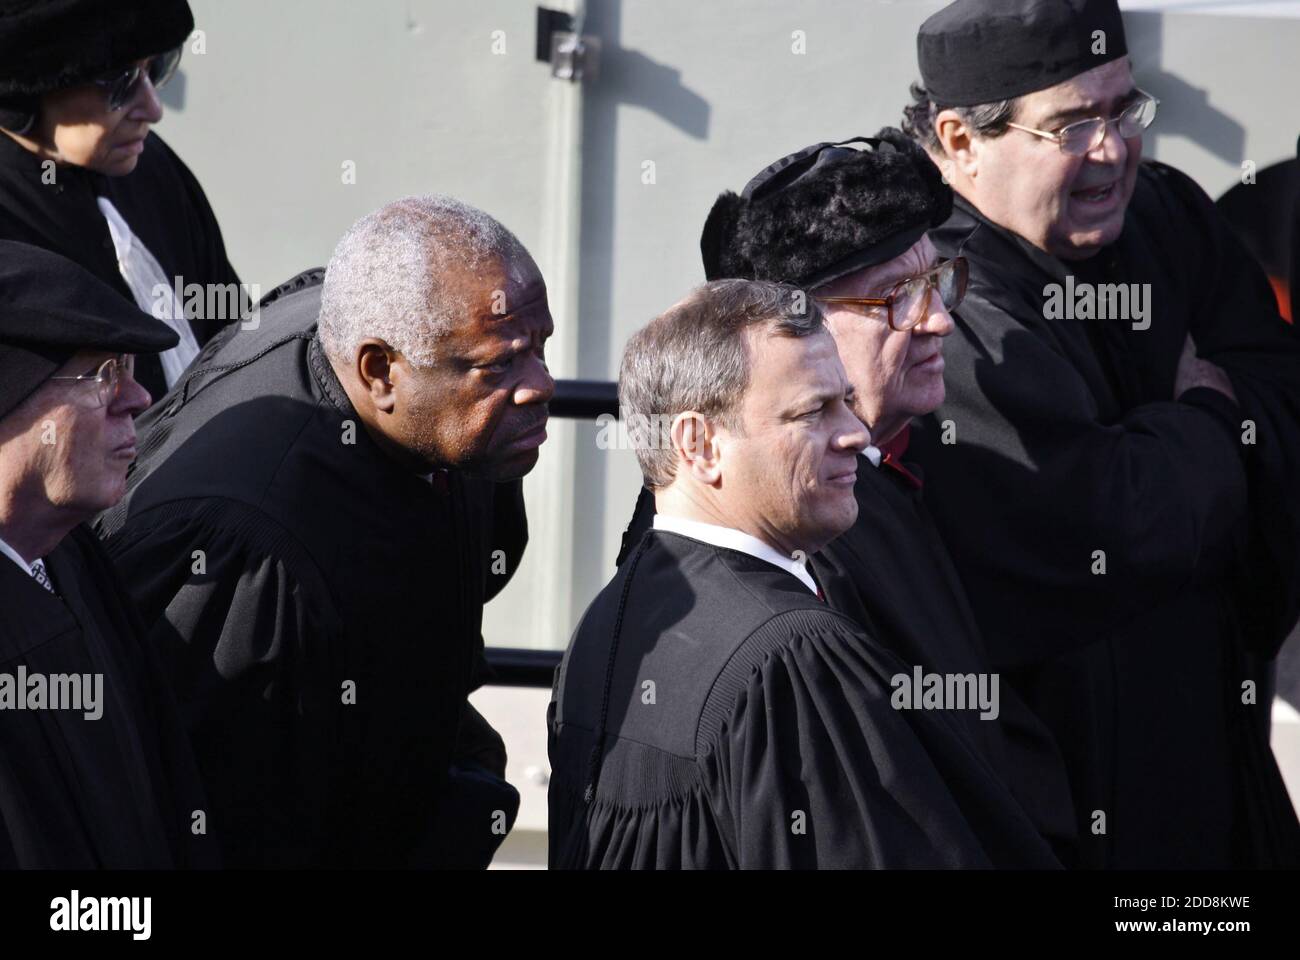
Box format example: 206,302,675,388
97,195,551,868
0,0,243,402
552,279,1060,869
899,0,1300,866
616,132,1078,862
0,240,217,868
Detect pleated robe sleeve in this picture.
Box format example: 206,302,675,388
703,610,1060,869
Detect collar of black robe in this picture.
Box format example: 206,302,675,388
950,192,1125,285
305,332,454,496
0,126,117,204
307,331,354,420
0,131,128,286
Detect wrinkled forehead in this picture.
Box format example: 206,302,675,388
742,327,843,407
441,246,545,313
449,249,542,309
449,269,552,353
1019,56,1136,125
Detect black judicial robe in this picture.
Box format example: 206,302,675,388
0,526,217,868
912,161,1300,868
95,275,524,868
812,436,1078,862
0,130,240,402
549,529,1062,869
615,448,1077,861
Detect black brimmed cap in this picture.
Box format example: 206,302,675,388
918,0,1127,107
0,240,179,419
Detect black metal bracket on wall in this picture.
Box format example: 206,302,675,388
535,7,574,62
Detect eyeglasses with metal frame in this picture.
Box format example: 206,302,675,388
1004,89,1159,157
48,354,135,407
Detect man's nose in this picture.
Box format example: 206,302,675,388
1087,119,1128,167
833,404,870,454
514,356,555,407
112,371,152,417
914,288,955,337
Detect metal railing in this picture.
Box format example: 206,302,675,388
483,378,618,688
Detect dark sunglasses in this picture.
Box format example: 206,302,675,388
814,257,968,332
92,46,183,112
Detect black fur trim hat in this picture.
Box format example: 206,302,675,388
0,0,194,132
700,128,952,289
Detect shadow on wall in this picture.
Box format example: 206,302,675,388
1126,12,1246,166
571,0,712,608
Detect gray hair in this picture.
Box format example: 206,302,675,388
901,81,1019,155
317,194,528,366
619,279,824,490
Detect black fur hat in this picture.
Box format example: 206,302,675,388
0,0,194,133
701,128,952,288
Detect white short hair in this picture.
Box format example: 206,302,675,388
318,195,526,366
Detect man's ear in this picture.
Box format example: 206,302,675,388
356,340,398,412
670,411,723,486
934,109,979,180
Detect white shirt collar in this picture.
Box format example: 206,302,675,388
652,513,819,595
0,534,37,577
863,445,882,467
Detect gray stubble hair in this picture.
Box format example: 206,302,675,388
317,194,529,366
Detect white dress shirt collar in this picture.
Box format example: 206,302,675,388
652,513,819,595
0,534,36,576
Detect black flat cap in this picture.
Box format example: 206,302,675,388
0,0,194,131
919,0,1127,107
0,240,179,419
701,128,951,289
